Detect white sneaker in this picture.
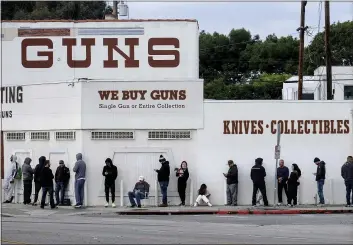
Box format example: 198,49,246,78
104,203,109,207
194,202,198,207
287,204,292,207
277,203,283,206
207,202,212,207
112,203,116,208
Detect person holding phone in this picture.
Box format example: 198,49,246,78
154,155,170,207
175,161,189,206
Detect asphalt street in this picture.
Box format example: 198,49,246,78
2,214,353,244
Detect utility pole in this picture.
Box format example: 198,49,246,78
297,1,308,100
325,1,333,100
112,1,119,19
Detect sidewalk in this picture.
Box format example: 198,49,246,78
2,203,352,217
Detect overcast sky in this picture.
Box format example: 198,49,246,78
126,1,353,43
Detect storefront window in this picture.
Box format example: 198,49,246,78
344,86,353,100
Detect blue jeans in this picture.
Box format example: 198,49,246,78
75,179,85,206
317,179,325,204
159,181,169,204
41,186,55,208
128,191,145,206
55,182,65,205
345,180,353,205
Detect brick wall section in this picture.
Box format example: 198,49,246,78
18,28,70,37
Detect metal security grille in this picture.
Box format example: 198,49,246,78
30,131,50,141
6,132,26,141
55,131,76,141
148,131,192,140
91,131,134,140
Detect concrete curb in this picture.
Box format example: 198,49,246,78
116,209,353,215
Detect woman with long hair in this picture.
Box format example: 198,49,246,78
194,184,212,207
175,161,189,206
287,163,301,207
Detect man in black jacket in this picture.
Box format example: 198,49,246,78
341,156,353,207
313,157,326,205
223,160,238,206
33,156,46,206
54,160,70,206
102,158,118,208
40,160,56,209
251,158,269,206
154,155,170,207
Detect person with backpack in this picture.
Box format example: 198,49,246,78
3,155,19,203
55,160,70,206
22,157,34,205
33,156,46,206
102,158,118,208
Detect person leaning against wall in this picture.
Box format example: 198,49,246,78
223,160,238,206
175,161,189,206
22,157,34,205
73,153,86,208
341,156,353,207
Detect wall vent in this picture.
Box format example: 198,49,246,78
30,131,50,141
6,132,26,141
55,131,76,141
91,131,134,140
148,130,192,140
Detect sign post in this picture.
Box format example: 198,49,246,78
274,123,281,206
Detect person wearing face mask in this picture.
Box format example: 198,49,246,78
287,163,302,207
175,161,189,206
3,155,19,203
102,158,118,208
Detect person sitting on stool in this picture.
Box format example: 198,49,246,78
128,176,150,208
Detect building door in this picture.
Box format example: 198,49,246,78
114,152,164,206
48,152,70,202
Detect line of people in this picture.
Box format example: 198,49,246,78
3,154,87,209
3,153,353,207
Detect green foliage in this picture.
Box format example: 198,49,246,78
304,21,353,75
1,1,108,20
204,74,289,100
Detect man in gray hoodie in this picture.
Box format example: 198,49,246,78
73,153,86,208
22,157,34,204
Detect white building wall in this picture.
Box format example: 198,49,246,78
81,130,197,206
197,101,353,205
3,130,83,203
